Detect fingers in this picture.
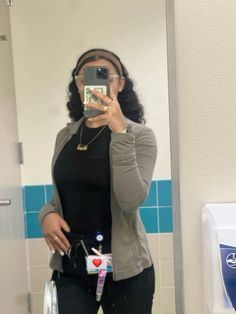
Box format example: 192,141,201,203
42,213,71,255
46,237,65,257
88,88,117,106
84,100,107,113
84,101,110,126
84,89,118,116
45,237,55,254
52,242,65,256
84,98,115,120
56,229,71,250
60,218,71,233
49,231,70,254
87,114,108,126
45,234,64,256
109,87,117,101
84,89,125,131
88,88,111,104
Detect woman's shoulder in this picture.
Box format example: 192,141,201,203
55,126,69,141
126,118,156,138
126,119,157,150
54,125,71,149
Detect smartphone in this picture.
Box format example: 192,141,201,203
83,66,110,118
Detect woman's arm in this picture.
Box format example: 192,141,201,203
38,127,70,254
111,126,157,213
39,128,65,224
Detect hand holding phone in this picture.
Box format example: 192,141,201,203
84,88,127,133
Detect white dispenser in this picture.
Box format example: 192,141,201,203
203,203,236,314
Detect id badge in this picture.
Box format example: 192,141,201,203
85,254,113,274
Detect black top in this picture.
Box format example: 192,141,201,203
54,123,112,236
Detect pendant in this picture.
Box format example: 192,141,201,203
77,144,88,151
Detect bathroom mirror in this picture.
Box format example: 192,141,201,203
1,0,176,313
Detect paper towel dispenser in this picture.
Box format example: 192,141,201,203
203,203,236,314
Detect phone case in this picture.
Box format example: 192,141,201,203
83,66,110,118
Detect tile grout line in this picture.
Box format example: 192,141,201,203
156,181,161,233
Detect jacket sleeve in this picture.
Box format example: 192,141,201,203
38,128,66,224
39,197,57,224
110,126,157,213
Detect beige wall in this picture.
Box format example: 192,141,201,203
9,0,170,185
172,0,236,313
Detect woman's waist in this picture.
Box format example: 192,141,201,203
63,207,112,235
63,226,111,244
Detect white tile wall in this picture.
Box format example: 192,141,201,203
30,265,51,293
27,238,50,265
158,233,174,260
31,293,44,314
159,259,175,286
160,286,176,314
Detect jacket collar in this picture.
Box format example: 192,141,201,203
66,117,85,135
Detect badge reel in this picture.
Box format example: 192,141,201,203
96,232,103,253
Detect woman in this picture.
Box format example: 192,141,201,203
40,48,157,314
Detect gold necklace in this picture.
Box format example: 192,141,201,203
76,123,107,151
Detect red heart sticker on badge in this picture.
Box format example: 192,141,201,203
92,258,102,267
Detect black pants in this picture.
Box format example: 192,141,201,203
53,265,155,314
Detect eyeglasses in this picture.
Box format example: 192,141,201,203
74,74,121,84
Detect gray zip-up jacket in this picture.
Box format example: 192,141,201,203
39,117,157,281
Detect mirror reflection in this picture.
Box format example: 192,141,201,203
1,1,174,313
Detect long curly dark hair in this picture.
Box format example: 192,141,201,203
66,48,145,124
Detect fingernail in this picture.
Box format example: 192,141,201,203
59,251,65,256
83,100,88,104
51,249,55,254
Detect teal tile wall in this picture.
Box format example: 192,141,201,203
24,185,46,212
157,180,172,206
139,207,159,233
23,180,172,238
23,185,47,238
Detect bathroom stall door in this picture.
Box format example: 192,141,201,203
0,2,28,314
